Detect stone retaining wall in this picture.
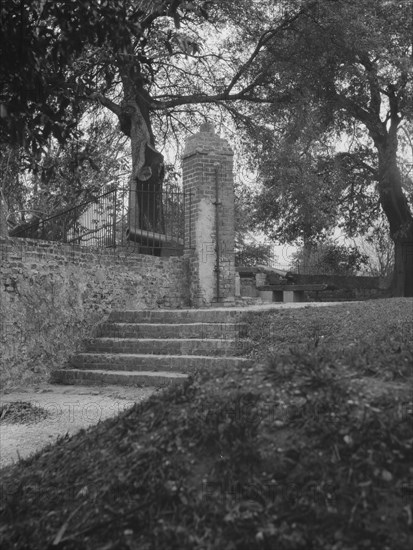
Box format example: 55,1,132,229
270,273,388,290
0,237,190,389
305,287,390,302
236,267,390,302
282,273,390,301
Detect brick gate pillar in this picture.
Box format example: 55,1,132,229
183,123,235,306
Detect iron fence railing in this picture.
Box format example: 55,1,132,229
10,189,121,247
10,186,192,255
127,186,191,255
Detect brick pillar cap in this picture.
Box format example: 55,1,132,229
199,122,214,133
183,124,233,158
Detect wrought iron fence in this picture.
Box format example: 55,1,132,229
10,186,192,255
127,185,191,255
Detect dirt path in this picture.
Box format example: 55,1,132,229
0,384,156,469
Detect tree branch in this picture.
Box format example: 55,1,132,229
86,93,122,117
225,4,314,96
357,52,381,117
336,152,378,177
333,90,386,141
153,89,292,109
224,29,279,95
388,85,402,126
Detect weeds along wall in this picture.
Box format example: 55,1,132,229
0,237,190,389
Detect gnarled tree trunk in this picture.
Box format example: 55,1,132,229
117,93,165,255
392,238,413,297
0,192,8,237
375,131,413,297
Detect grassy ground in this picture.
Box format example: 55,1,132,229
0,298,412,550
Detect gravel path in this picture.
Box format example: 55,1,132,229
0,384,156,469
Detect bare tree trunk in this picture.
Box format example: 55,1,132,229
125,100,165,255
376,138,413,297
0,192,8,237
392,238,413,297
0,145,13,237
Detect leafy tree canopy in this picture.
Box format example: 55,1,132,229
1,0,412,293
0,0,295,157
291,240,369,276
233,0,412,294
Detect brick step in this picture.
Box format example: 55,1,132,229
108,309,248,324
69,353,252,372
86,338,246,356
96,322,248,339
51,369,188,387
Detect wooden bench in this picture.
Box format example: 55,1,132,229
257,284,329,303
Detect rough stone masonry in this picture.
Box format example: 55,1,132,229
0,124,238,388
0,238,190,389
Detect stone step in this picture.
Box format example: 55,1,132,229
54,307,256,389
108,309,248,324
51,369,188,387
69,353,252,372
86,337,245,356
234,297,263,306
96,322,248,339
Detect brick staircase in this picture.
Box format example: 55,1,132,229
52,308,253,387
